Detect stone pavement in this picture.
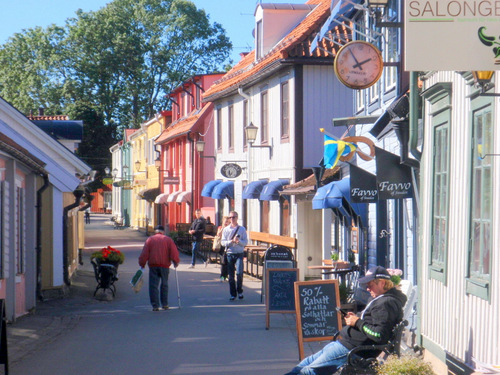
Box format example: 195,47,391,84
3,214,324,374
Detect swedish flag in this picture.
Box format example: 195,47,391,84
323,135,357,169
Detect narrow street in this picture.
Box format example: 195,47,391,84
5,214,307,375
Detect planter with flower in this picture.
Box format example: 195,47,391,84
91,246,125,268
387,268,403,287
90,246,124,297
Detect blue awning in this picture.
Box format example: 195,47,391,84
312,178,368,227
242,180,269,199
310,0,362,52
260,179,289,201
211,181,234,199
201,180,222,197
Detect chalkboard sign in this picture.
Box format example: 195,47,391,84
294,280,342,359
265,268,299,329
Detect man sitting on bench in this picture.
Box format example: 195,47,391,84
285,266,407,375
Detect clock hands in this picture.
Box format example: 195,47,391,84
348,49,362,68
353,57,372,71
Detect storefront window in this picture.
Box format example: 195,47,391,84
467,101,492,300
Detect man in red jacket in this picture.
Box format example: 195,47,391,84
139,225,180,311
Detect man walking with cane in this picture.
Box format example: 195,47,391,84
139,225,180,311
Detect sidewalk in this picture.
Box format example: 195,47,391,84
4,215,313,374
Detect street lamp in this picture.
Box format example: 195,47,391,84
195,140,216,160
472,71,500,96
244,122,273,158
367,0,402,28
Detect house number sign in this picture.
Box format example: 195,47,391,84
220,163,242,178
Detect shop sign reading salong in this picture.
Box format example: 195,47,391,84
405,0,500,70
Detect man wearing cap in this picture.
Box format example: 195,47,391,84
285,266,407,375
139,225,180,311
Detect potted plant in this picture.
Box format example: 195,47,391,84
90,246,125,267
376,355,436,375
387,268,403,286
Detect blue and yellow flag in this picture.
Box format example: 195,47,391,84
323,135,357,169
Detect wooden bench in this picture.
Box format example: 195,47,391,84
246,231,297,278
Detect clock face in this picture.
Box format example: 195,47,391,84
334,41,383,90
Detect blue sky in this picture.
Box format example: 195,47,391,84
0,0,301,64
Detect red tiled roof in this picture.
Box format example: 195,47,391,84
125,128,138,142
203,0,335,101
156,104,212,144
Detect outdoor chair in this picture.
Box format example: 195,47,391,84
334,320,409,375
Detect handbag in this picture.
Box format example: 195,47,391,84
212,235,222,252
130,268,144,293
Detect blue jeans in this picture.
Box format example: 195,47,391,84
227,253,244,297
191,241,204,265
284,341,350,375
149,267,170,309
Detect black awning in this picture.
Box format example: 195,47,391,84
139,187,161,202
369,93,410,140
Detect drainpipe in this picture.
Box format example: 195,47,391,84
392,118,419,169
63,187,85,285
186,131,195,219
409,71,422,161
36,174,50,300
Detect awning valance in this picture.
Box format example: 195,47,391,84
154,193,169,204
242,180,268,199
211,181,234,199
312,178,367,227
201,180,222,197
139,187,160,202
166,191,181,203
176,191,192,203
260,179,289,201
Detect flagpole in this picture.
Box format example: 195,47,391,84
319,128,339,140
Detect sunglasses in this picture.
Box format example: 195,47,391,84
229,216,237,219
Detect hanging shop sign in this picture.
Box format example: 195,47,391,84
405,0,500,70
163,176,180,185
220,163,242,179
349,164,378,203
375,147,413,200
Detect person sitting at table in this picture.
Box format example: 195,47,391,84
284,266,407,375
216,215,231,281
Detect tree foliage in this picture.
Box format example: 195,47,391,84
0,0,232,162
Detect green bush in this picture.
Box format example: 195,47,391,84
376,355,436,375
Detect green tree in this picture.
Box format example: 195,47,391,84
0,0,232,132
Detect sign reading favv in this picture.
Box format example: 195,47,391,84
350,164,378,203
375,147,413,200
405,0,500,71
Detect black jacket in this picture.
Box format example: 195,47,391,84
338,287,407,350
189,217,206,242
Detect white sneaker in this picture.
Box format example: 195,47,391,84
204,261,208,268
188,264,195,269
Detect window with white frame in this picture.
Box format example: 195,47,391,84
423,83,452,284
243,99,248,146
261,90,269,143
280,81,290,139
16,186,25,274
430,118,450,283
228,104,234,151
217,108,222,150
256,20,263,60
467,100,493,300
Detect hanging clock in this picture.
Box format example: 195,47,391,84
334,41,384,90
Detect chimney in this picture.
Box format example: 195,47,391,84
38,107,44,116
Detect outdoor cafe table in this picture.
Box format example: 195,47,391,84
307,265,353,284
